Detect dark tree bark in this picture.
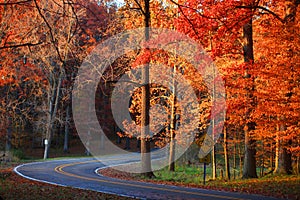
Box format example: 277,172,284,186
224,126,231,180
233,132,237,179
274,123,293,175
63,104,70,153
5,118,12,154
242,19,258,179
140,0,154,177
169,65,176,172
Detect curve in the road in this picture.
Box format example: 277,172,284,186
55,160,238,200
14,158,138,199
14,157,280,200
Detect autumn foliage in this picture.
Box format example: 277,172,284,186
0,0,299,180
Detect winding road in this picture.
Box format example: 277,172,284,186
14,154,280,200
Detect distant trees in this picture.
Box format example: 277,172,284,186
0,0,46,156
0,0,112,158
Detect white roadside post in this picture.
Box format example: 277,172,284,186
44,139,48,154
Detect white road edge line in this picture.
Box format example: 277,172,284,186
13,159,141,200
14,157,272,200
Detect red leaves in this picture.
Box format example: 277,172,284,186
132,49,151,68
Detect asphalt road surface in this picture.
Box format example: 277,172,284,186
14,154,281,200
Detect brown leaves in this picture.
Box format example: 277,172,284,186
0,165,132,200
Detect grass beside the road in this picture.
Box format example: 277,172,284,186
0,162,134,200
153,165,203,183
151,165,300,199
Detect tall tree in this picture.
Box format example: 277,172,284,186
242,16,257,178
139,0,154,177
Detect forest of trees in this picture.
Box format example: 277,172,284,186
0,0,300,179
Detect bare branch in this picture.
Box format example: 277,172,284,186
68,0,80,43
236,5,284,23
168,0,218,20
132,0,145,16
0,0,31,5
33,0,64,63
107,80,143,87
0,41,42,50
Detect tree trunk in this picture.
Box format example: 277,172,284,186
242,19,257,179
282,147,292,174
168,137,175,171
233,132,237,179
211,114,217,180
140,64,152,176
140,0,153,177
5,118,12,159
211,145,217,180
63,104,70,153
275,147,293,175
243,125,257,178
238,140,243,178
297,156,300,175
125,137,130,150
169,65,176,172
44,71,63,159
274,125,280,173
274,120,293,174
260,142,265,177
43,86,54,160
211,63,217,180
270,140,274,171
85,101,92,156
224,126,230,180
